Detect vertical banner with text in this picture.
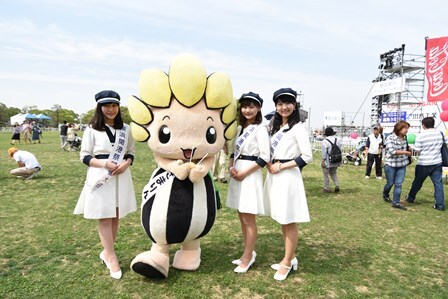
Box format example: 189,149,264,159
426,36,448,102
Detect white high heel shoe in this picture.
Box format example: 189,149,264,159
273,262,298,281
271,257,298,271
231,250,256,265
100,251,110,269
99,251,122,279
233,251,257,273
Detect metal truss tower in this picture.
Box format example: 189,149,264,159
371,44,425,132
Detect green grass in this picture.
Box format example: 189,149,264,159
1,131,447,298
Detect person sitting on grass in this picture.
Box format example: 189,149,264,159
8,147,42,179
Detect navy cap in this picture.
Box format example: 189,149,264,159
95,90,120,105
239,92,263,107
273,87,297,103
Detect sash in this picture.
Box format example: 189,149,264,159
270,125,288,159
142,169,175,207
91,126,128,191
233,125,258,160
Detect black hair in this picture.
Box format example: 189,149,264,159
89,103,124,131
421,116,435,129
269,100,301,135
238,99,263,126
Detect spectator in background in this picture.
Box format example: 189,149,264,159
364,126,384,179
11,122,21,145
405,117,445,211
212,141,229,183
383,121,412,210
8,147,42,179
67,123,78,151
60,120,68,150
31,121,41,144
321,127,342,193
21,121,31,144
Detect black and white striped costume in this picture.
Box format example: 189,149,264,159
141,167,217,244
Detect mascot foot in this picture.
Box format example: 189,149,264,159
172,247,201,271
130,250,169,279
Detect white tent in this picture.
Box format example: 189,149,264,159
10,113,26,125
9,113,38,125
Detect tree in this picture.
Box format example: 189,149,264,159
51,104,62,127
120,106,132,124
0,102,8,126
0,103,21,126
21,105,38,113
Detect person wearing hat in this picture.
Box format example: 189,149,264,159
321,127,342,193
8,147,42,179
264,87,313,281
74,90,137,279
226,92,270,273
364,125,384,179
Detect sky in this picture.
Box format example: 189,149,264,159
1,0,447,129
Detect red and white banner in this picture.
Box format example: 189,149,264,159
426,36,448,102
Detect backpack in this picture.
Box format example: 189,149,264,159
326,138,342,163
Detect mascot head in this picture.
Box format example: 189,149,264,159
128,53,237,161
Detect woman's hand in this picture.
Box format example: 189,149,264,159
267,162,281,174
231,169,247,181
111,159,131,175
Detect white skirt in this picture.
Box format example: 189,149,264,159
226,159,266,215
264,167,310,224
74,166,137,219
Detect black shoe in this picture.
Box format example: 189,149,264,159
335,186,340,193
392,204,407,210
383,194,392,203
405,195,414,203
433,205,445,211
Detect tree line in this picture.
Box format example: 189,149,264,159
0,103,131,127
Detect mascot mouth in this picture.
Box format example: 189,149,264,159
181,148,196,160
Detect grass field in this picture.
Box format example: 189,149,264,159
1,131,447,298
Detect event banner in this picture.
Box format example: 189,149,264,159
372,77,404,96
426,36,448,102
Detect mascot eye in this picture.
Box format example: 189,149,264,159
206,126,217,144
159,125,171,144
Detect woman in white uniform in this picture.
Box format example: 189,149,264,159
74,90,137,279
264,87,313,281
226,92,270,273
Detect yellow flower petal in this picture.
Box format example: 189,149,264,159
130,122,150,142
169,53,207,107
128,96,153,125
139,69,171,107
224,120,238,140
205,72,233,109
221,98,237,124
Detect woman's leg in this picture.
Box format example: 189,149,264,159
238,212,257,268
98,218,120,272
277,223,298,275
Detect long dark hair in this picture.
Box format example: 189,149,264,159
270,101,301,135
238,99,263,126
89,103,124,131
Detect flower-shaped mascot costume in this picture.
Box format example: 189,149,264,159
128,53,237,278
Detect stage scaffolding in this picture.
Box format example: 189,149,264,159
371,44,425,133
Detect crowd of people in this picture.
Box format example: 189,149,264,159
10,120,43,145
319,118,445,212
6,88,446,282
